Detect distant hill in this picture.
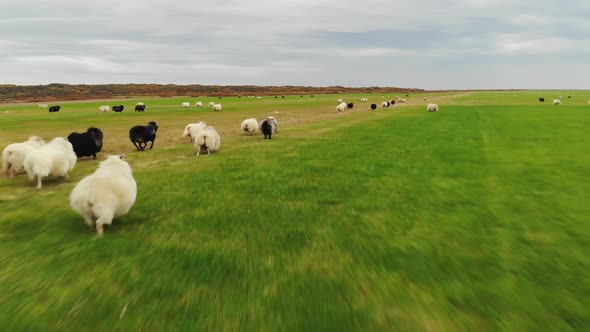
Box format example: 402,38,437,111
0,83,424,103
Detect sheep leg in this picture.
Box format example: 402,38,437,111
196,147,200,157
132,141,141,151
36,176,42,189
95,215,113,238
207,148,211,156
149,140,154,149
83,215,94,228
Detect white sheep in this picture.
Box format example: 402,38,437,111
98,105,110,112
194,127,221,156
337,98,343,103
70,155,137,237
241,118,258,135
400,98,407,103
336,102,346,112
2,136,45,178
23,137,77,189
182,122,207,142
427,103,439,112
553,99,561,105
381,101,389,108
182,102,190,108
208,102,215,107
196,101,203,107
360,98,368,102
38,104,48,109
213,104,222,112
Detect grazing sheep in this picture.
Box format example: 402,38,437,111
38,104,48,109
337,98,343,103
135,104,145,112
213,104,222,112
48,106,61,113
182,122,207,142
381,101,389,108
241,118,258,135
260,117,278,139
370,104,377,110
129,121,159,151
182,102,190,108
539,97,545,102
347,102,354,109
68,128,103,159
336,102,346,112
427,103,439,112
112,105,124,112
23,137,77,189
553,99,561,105
208,102,215,107
69,155,137,237
98,105,110,112
2,136,45,178
194,127,221,156
196,101,203,107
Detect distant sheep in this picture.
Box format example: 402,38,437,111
112,105,124,112
194,126,221,156
196,101,203,107
129,121,159,151
135,104,145,112
360,98,368,102
427,103,439,112
370,104,377,110
182,102,190,108
399,98,407,103
48,106,61,113
70,155,137,237
241,118,258,135
98,105,110,112
553,99,561,105
182,122,207,142
260,117,278,139
2,136,45,178
539,97,545,102
389,99,396,106
23,137,77,189
68,127,104,159
208,102,215,107
337,98,343,103
347,102,354,109
336,102,346,112
213,104,222,112
381,101,389,108
38,104,48,109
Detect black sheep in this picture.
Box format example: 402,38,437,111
68,127,104,159
347,102,354,109
129,121,159,151
261,120,273,139
48,106,61,112
275,96,278,98
539,97,545,102
112,105,125,112
135,105,145,112
390,99,396,105
370,104,377,110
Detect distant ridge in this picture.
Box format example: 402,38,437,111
0,83,424,103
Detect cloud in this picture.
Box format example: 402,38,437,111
0,0,589,88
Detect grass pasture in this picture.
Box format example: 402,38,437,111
1,91,590,331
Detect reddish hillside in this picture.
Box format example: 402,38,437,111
0,83,424,103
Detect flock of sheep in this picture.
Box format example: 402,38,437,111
336,95,438,113
4,98,283,236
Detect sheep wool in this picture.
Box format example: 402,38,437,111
2,136,45,178
70,155,137,237
23,137,77,189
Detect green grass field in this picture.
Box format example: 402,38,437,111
1,91,589,331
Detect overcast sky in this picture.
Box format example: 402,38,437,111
1,0,589,89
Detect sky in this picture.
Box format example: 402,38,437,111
1,0,589,89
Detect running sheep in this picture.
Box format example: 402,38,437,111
213,104,222,112
182,102,190,108
427,103,439,112
2,136,45,178
98,105,110,112
241,118,258,135
196,101,203,107
336,102,346,112
69,155,137,237
259,117,278,139
194,126,221,156
23,137,77,189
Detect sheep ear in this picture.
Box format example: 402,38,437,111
119,154,126,160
